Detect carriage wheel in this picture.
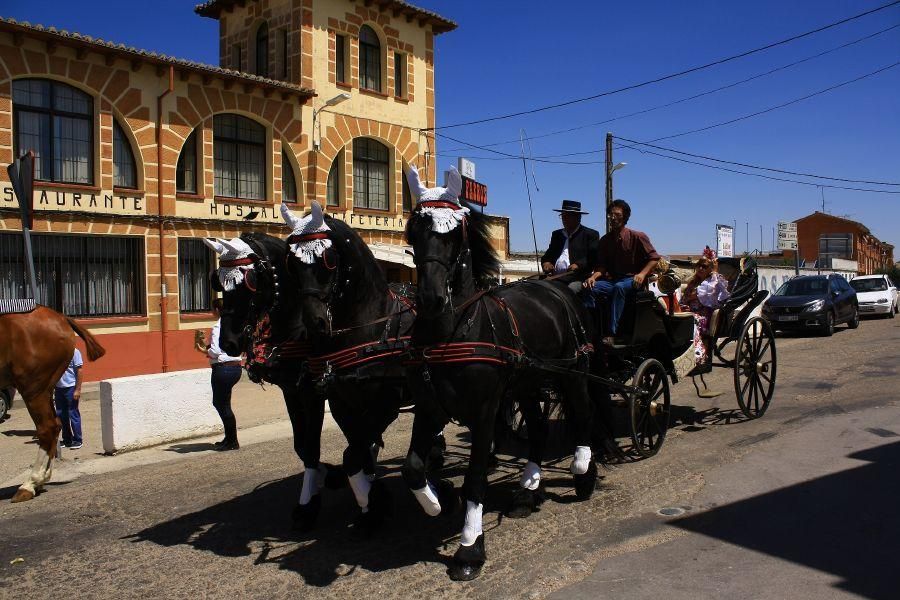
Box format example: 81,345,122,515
734,317,777,419
628,358,671,458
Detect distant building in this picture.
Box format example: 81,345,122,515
794,212,893,275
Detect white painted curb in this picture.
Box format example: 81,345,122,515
100,368,221,454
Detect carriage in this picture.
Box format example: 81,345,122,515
503,256,777,460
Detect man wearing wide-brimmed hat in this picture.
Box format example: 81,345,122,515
540,200,600,293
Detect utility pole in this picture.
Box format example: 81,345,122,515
605,132,613,234
760,225,763,254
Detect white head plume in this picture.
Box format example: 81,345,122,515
405,165,464,204
285,200,333,264
203,238,227,255
211,237,255,291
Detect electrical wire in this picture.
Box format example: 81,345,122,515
615,136,900,186
650,60,900,142
438,22,900,153
616,143,900,194
426,0,900,130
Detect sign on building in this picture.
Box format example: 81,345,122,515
716,224,734,258
778,221,798,250
461,175,487,207
458,157,476,180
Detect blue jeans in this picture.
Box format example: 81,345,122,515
583,276,635,335
211,364,242,421
54,386,82,446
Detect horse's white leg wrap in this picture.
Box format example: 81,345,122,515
520,461,541,491
367,443,380,482
571,445,592,475
348,470,371,513
460,501,483,546
412,481,441,517
299,466,320,505
21,446,53,496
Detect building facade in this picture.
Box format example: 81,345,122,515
0,2,509,381
794,211,894,275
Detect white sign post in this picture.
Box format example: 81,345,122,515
777,221,798,250
716,224,734,258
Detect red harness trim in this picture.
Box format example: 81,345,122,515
418,201,464,210
287,232,330,244
407,341,524,366
220,257,255,267
308,337,411,375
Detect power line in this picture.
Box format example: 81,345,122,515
650,60,900,142
433,131,607,165
615,137,900,186
426,0,900,131
439,22,900,153
616,143,900,194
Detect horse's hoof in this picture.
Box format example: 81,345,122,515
10,488,35,503
506,484,545,519
448,535,485,581
573,460,598,501
321,463,348,490
292,494,321,532
435,479,460,517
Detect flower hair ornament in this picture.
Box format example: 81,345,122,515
281,201,332,264
702,245,717,261
406,165,469,233
203,237,256,291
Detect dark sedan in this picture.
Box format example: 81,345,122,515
762,274,859,336
0,386,13,421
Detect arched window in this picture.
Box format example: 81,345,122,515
13,78,93,184
327,151,342,207
282,150,297,203
176,129,198,194
113,120,137,189
359,25,381,92
353,138,389,210
256,22,269,77
214,114,266,200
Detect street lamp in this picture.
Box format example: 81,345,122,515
609,161,627,175
313,92,351,151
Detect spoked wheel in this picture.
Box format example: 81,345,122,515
734,317,777,419
628,358,671,458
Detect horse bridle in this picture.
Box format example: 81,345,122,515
288,231,347,334
412,201,470,314
219,240,281,358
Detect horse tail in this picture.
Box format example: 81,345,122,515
65,317,106,361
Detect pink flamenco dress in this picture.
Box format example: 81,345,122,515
682,274,731,367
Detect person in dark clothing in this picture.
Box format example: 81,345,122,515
195,299,243,450
583,199,660,337
540,200,601,294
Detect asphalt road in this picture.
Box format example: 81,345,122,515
0,315,898,599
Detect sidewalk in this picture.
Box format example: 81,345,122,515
0,376,316,489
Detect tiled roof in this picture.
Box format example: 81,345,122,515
194,0,457,34
0,17,316,99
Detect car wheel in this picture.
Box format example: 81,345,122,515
0,390,9,421
890,303,896,319
821,312,834,337
848,307,860,329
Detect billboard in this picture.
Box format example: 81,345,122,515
716,224,734,258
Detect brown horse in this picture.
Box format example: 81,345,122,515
0,305,105,502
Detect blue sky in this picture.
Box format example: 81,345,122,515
5,0,898,254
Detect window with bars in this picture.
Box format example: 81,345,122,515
335,34,347,84
256,22,269,77
359,26,381,92
353,138,389,211
214,114,266,200
177,129,198,194
327,151,342,207
394,52,406,98
281,29,289,79
13,78,93,185
0,232,144,317
113,120,137,189
282,151,297,203
178,238,214,313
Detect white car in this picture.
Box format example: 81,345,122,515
849,274,899,318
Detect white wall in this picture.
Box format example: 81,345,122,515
757,266,856,294
100,369,221,454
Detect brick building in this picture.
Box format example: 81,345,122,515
794,211,894,275
0,1,509,381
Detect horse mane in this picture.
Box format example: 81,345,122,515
405,201,500,284
240,231,286,260
323,215,388,300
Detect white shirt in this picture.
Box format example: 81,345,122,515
554,226,581,274
697,274,731,308
207,319,243,364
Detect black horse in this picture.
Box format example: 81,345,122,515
282,202,444,531
206,234,332,530
401,167,599,581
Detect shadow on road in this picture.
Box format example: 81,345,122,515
165,442,218,454
670,440,900,600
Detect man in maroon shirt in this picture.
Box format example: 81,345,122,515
582,199,660,337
